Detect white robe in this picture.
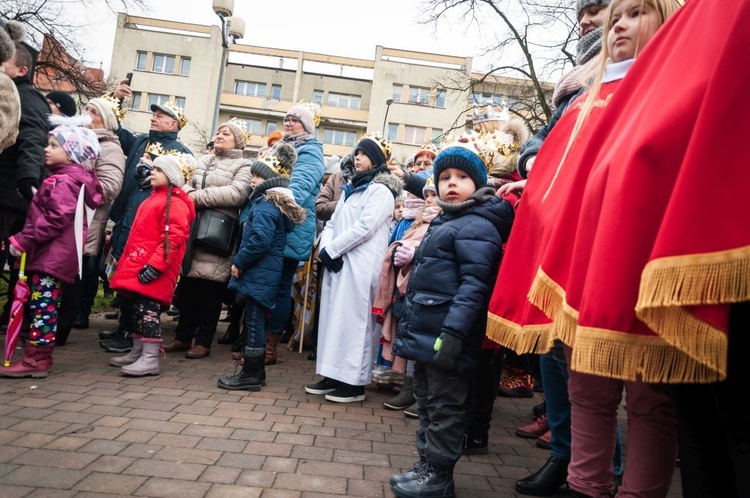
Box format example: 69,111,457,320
316,181,394,386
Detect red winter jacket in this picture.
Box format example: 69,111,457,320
110,186,195,305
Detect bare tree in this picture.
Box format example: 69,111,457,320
422,0,579,132
1,0,149,98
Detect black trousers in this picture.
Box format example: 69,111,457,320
670,301,750,498
464,348,500,437
173,276,225,348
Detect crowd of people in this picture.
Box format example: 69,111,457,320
1,0,748,496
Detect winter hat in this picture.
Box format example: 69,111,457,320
432,133,489,193
285,101,321,134
153,152,195,188
267,130,283,147
87,95,123,131
354,132,391,168
577,0,611,19
251,141,297,180
218,118,250,150
324,155,341,175
48,115,101,166
150,101,187,130
46,91,77,117
0,19,25,64
422,175,437,198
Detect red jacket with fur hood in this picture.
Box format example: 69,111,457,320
110,186,195,305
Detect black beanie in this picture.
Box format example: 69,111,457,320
46,91,77,117
355,137,387,168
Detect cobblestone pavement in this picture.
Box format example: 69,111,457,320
0,313,682,497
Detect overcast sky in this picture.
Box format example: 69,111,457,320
78,0,496,77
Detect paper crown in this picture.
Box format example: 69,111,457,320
446,130,498,172
423,175,436,190
472,99,510,124
159,101,188,130
483,129,520,157
99,94,126,123
416,142,439,158
359,131,392,161
296,100,321,127
144,142,167,157
169,151,196,184
227,117,252,144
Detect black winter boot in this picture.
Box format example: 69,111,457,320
217,347,266,391
392,463,455,498
515,456,569,496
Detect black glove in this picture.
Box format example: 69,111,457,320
319,248,344,273
16,177,40,201
135,160,153,189
138,264,161,284
432,332,463,371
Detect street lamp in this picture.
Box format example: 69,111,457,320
211,0,245,135
382,97,394,137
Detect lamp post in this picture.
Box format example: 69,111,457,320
211,0,245,136
382,97,394,137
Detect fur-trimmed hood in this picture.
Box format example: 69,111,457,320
369,170,404,199
264,188,306,228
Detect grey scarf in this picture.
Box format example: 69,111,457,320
576,27,603,65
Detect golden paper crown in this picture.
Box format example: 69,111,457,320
472,99,510,124
359,131,393,161
100,94,126,123
144,142,167,157
227,117,252,144
483,130,520,158
450,130,494,172
171,152,195,184
416,142,439,158
423,175,435,189
296,101,321,127
159,101,188,130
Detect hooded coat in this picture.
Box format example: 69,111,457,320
109,186,195,305
316,170,402,386
393,189,514,374
10,163,103,284
284,137,324,261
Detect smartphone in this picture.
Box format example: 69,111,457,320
125,72,133,85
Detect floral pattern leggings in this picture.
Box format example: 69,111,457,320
130,295,162,340
28,273,62,345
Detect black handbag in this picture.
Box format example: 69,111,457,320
191,166,240,258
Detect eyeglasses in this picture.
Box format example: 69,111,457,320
283,116,300,124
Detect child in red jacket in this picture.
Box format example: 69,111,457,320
1,117,103,378
108,152,196,376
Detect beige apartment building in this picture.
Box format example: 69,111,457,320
109,13,538,161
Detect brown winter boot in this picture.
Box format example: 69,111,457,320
121,341,161,376
109,335,143,367
265,333,281,365
0,343,55,378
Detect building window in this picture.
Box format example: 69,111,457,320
323,129,357,147
313,90,324,105
403,125,426,145
175,97,186,109
408,86,431,106
392,84,403,103
327,92,361,110
234,118,262,135
265,122,277,135
147,93,172,108
271,84,282,100
435,90,446,109
135,52,147,71
431,128,443,144
234,80,267,97
388,123,398,142
131,92,142,110
179,58,191,76
151,54,176,74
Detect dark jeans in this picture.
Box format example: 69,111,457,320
243,298,268,350
413,361,471,469
464,348,500,437
670,301,750,498
267,257,299,335
174,276,225,348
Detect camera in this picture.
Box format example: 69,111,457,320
135,160,152,188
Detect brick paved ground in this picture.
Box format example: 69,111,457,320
0,313,682,497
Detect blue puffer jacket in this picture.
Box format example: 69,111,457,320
284,138,324,261
229,194,294,309
393,188,514,374
109,129,192,259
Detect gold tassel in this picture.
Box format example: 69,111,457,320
486,313,554,355
528,268,565,319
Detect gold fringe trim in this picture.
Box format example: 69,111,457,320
551,302,580,349
637,305,727,380
571,326,722,383
486,313,554,355
637,246,750,310
528,268,565,319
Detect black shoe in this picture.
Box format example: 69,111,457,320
217,353,266,391
217,321,240,345
100,334,133,353
390,459,428,486
104,311,119,320
307,349,316,361
403,402,419,419
515,456,569,496
461,433,488,455
165,306,180,317
532,399,547,418
325,383,365,403
99,325,122,340
392,464,454,498
72,315,89,329
304,377,340,395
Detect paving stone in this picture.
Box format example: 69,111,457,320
0,465,88,489
133,477,211,498
73,472,147,494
